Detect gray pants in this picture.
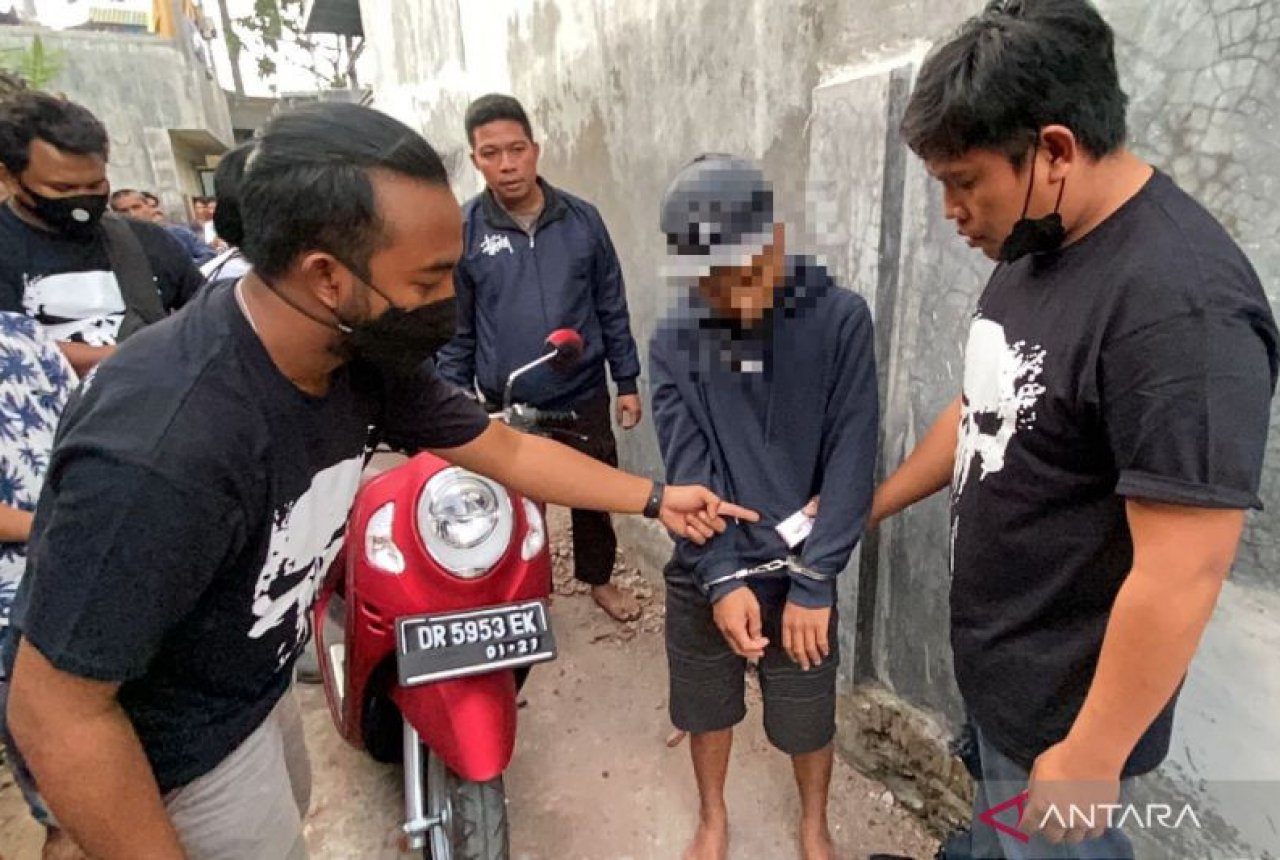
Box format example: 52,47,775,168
165,691,312,859
968,725,1134,860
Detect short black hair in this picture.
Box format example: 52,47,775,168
901,0,1128,166
0,91,109,175
211,140,253,246
109,188,143,205
238,102,450,279
464,94,533,147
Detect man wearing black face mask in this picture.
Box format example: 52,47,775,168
862,2,1278,859
0,93,203,375
1,102,755,859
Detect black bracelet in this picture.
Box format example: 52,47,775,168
643,480,665,519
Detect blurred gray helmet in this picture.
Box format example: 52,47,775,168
659,153,775,281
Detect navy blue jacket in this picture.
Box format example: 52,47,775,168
163,224,216,266
436,180,641,409
650,257,879,608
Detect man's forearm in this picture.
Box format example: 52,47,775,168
58,341,113,376
0,502,33,542
1067,503,1242,769
873,395,961,524
439,422,651,514
10,647,184,858
1066,565,1223,768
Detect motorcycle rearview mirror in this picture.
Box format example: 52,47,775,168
503,329,586,410
544,329,584,371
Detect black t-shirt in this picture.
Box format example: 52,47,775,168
950,170,1278,775
5,281,490,792
0,207,203,345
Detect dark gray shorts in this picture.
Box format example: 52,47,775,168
663,564,839,756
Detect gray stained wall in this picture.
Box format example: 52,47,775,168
0,26,233,218
360,0,1279,853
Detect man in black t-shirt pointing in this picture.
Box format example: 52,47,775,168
871,2,1277,858
1,102,756,859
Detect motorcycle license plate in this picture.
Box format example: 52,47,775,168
395,600,556,687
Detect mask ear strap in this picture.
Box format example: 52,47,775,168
1052,173,1067,214
337,257,404,315
1019,142,1039,218
259,273,351,333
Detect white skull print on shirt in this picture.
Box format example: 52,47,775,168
953,317,1047,494
950,316,1047,571
248,454,365,668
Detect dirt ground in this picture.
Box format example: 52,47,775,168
0,513,938,859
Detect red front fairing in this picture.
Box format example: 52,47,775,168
313,451,551,780
391,671,518,782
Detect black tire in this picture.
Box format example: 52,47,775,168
424,750,509,860
362,688,402,764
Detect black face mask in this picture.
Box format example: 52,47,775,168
19,180,107,241
998,146,1067,263
338,280,458,382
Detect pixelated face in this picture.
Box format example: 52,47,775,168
471,120,540,208
925,147,1044,261
695,222,785,323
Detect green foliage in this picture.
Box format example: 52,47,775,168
231,0,353,90
0,35,66,90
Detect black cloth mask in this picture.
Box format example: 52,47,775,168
259,267,458,382
339,284,458,382
19,180,107,241
999,146,1067,263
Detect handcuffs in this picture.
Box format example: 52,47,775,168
704,556,831,590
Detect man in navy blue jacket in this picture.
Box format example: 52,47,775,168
651,154,879,860
437,94,644,622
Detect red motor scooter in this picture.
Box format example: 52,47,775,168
312,330,586,860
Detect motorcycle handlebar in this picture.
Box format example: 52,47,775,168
534,409,578,427
486,405,579,431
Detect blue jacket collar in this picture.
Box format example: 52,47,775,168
478,177,569,234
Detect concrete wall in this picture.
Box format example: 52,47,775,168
0,25,233,219
359,1,1280,854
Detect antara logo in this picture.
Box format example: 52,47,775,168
480,234,514,256
980,791,1203,843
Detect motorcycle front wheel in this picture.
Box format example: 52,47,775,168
424,746,510,860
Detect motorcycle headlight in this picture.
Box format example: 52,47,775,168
365,502,405,574
521,497,546,561
417,468,513,579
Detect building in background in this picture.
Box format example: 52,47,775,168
0,0,231,221
69,5,149,34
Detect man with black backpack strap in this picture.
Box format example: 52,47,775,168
0,92,203,375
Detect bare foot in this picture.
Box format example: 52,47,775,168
799,819,835,860
683,809,729,860
592,583,641,622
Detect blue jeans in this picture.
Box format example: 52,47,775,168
966,725,1134,860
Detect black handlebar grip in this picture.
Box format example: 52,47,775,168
536,409,579,427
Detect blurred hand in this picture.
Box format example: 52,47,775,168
1022,739,1121,844
616,394,643,430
